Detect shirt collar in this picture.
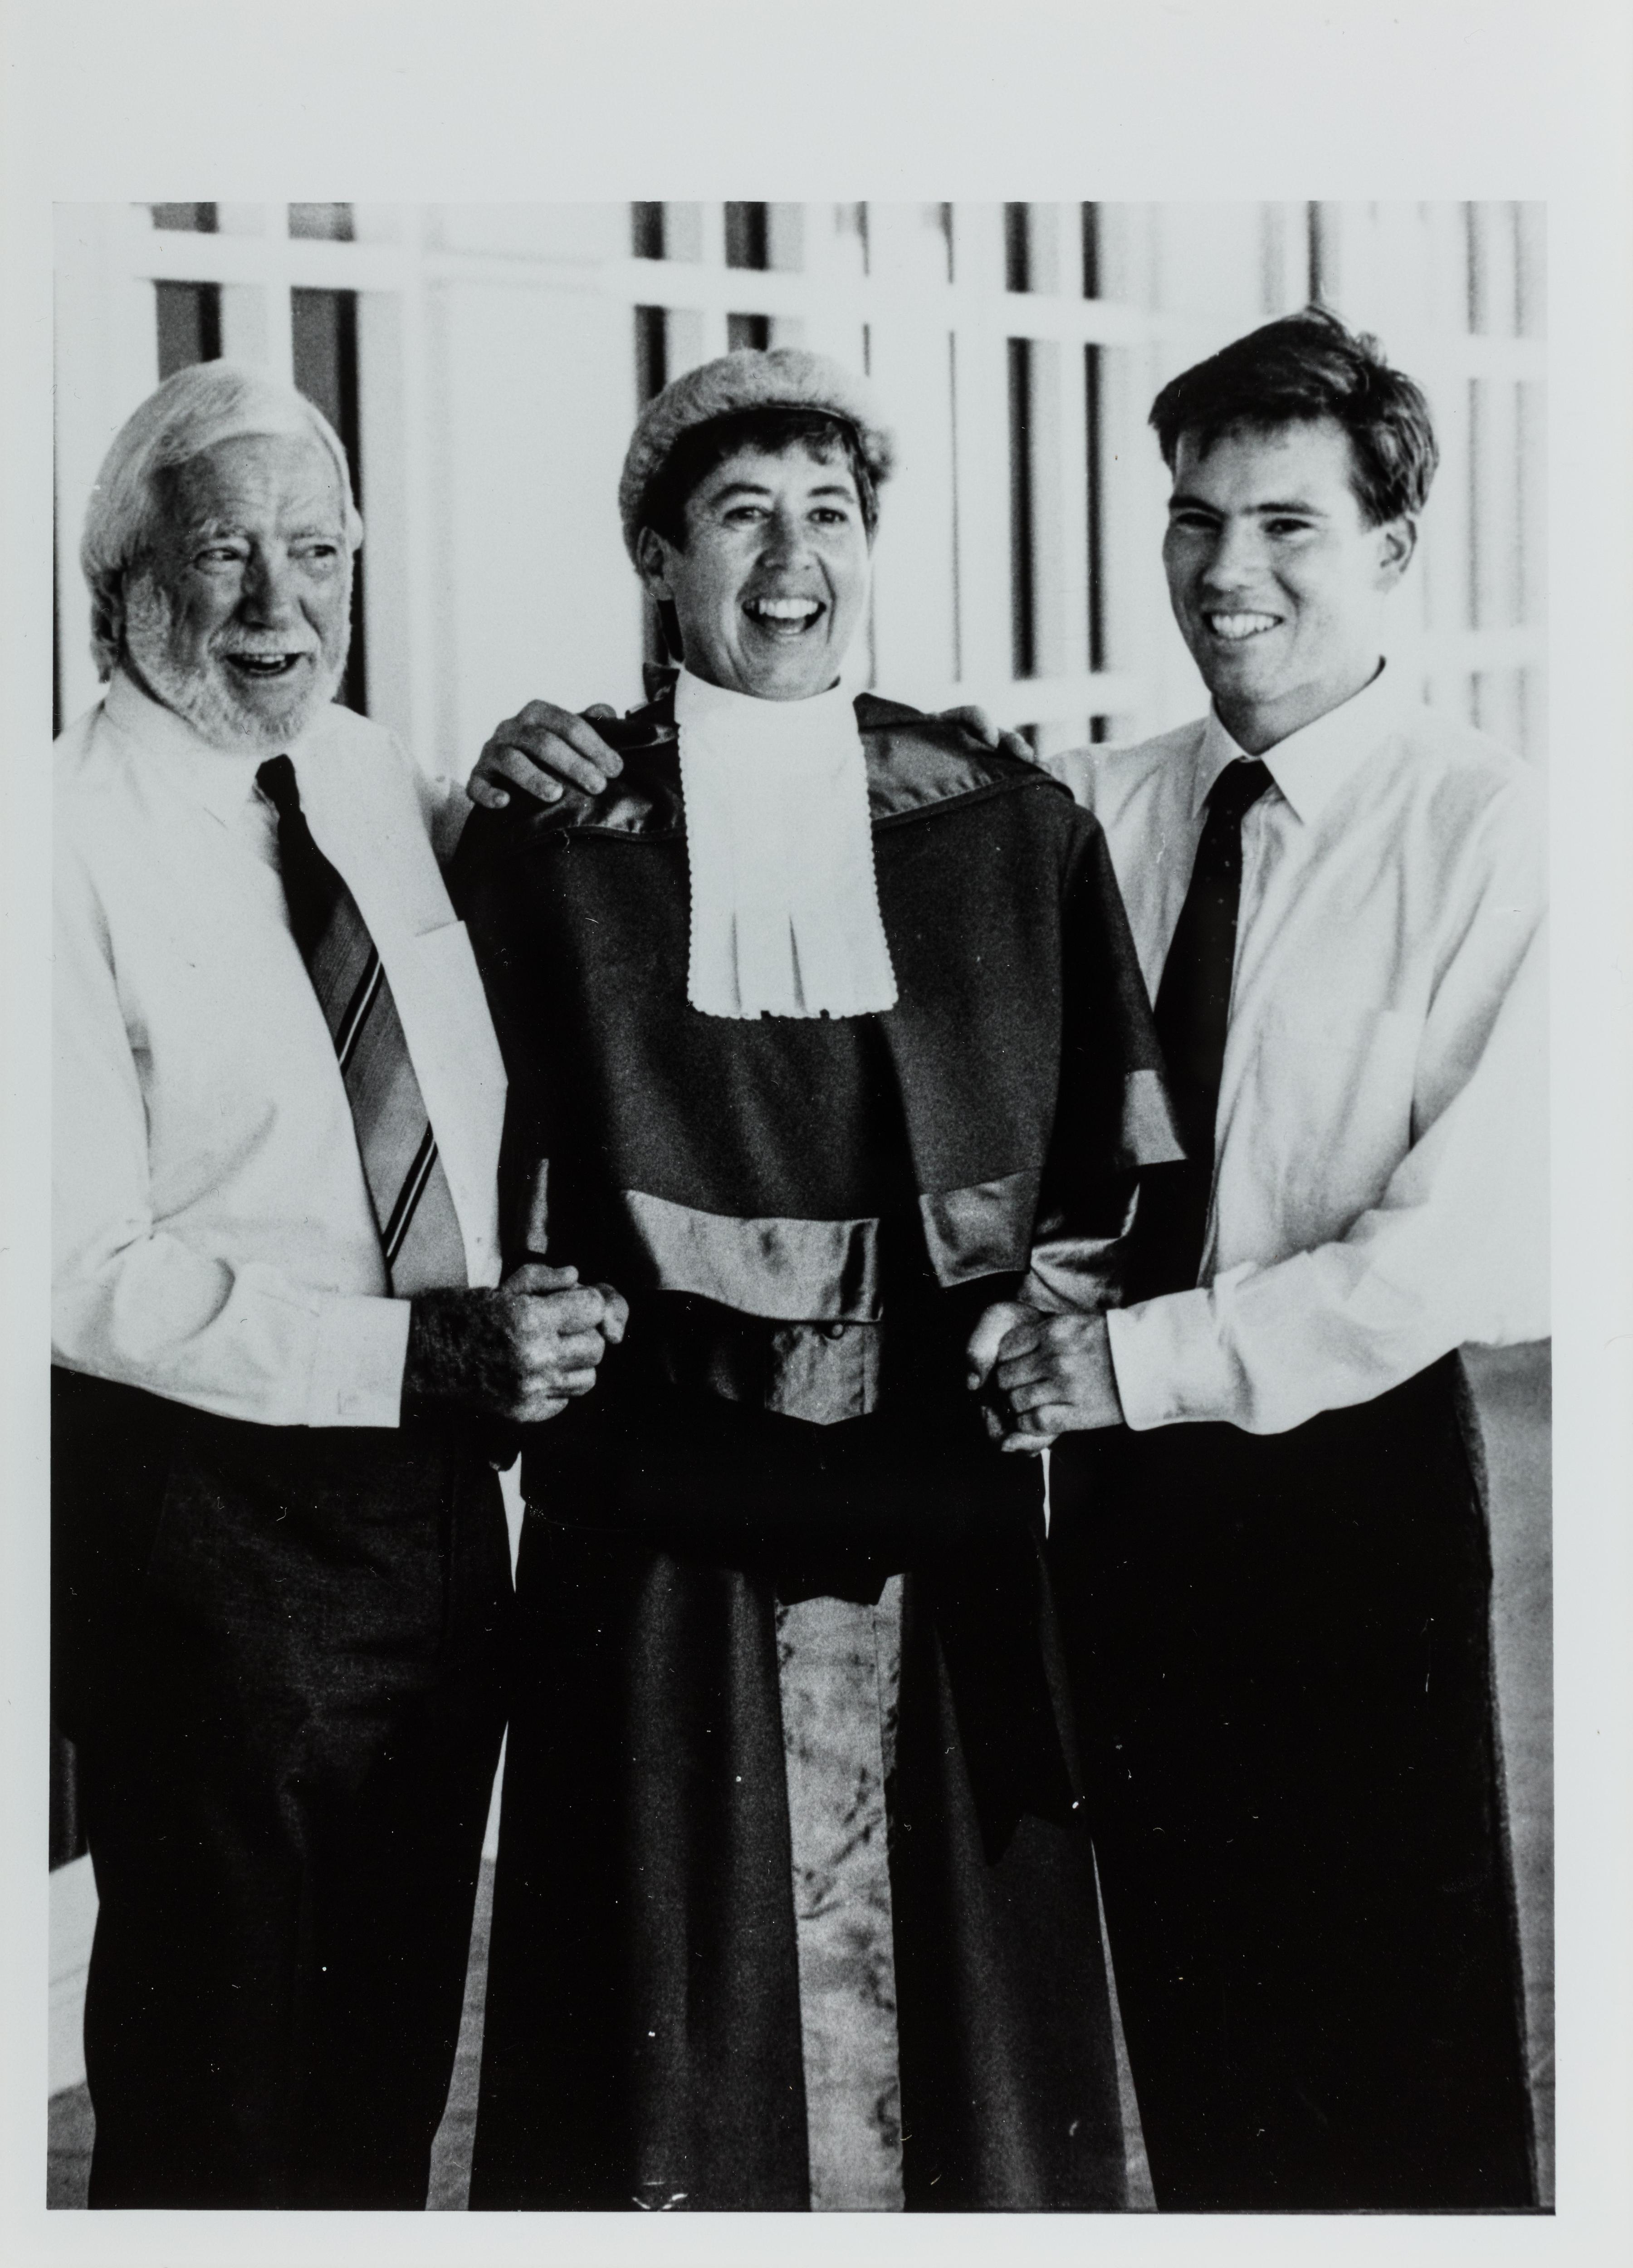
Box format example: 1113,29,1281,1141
100,669,329,830
1192,660,1412,825
673,665,857,757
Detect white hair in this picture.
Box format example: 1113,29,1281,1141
79,361,363,680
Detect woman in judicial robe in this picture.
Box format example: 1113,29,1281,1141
454,347,1180,2213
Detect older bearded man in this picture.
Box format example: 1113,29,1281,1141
52,362,624,2208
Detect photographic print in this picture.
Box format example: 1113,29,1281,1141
45,194,1552,2217
4,7,1628,2264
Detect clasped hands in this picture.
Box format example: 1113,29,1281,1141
406,1264,628,1426
966,1301,1124,1452
406,1270,1123,1442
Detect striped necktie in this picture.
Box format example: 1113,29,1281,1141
257,753,468,1297
1126,756,1273,1302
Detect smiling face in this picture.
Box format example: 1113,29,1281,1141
636,440,872,701
122,430,353,749
1162,416,1416,754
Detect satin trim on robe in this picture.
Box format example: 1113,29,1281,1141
777,1583,905,2208
916,1172,1040,1286
620,1189,880,1320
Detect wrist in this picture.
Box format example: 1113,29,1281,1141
403,1288,479,1410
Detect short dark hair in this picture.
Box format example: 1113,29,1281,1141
639,406,881,550
1148,305,1439,526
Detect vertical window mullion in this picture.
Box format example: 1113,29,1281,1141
292,286,367,715
1004,204,1031,295
724,202,769,273
1007,336,1036,681
1085,342,1105,679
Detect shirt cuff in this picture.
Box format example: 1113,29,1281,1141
303,1295,412,1427
1105,1290,1245,1432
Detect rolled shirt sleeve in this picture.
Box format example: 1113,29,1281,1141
1108,863,1547,1437
52,761,412,1429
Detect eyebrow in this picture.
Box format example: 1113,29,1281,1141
706,477,857,503
1168,490,1330,516
186,513,342,542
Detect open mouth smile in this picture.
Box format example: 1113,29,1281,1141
743,596,826,635
1205,611,1282,642
222,651,314,680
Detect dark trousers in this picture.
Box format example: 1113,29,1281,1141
1049,1358,1536,2211
471,1511,1126,2211
53,1371,512,2209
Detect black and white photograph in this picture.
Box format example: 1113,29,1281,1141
3,7,1630,2265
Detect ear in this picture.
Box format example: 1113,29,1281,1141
99,562,144,671
635,524,675,601
1374,515,1417,590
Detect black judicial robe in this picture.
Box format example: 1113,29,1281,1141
452,694,1180,2211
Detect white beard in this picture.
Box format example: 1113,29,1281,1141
121,574,350,751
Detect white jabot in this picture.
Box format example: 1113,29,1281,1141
675,667,898,1020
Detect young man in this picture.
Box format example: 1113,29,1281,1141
984,308,1544,2209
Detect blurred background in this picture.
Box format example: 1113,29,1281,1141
54,200,1546,768
49,201,1550,2208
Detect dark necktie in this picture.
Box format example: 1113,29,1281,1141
1127,757,1273,1301
257,753,468,1296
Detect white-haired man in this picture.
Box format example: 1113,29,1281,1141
53,362,624,2207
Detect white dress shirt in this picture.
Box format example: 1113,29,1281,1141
54,672,505,1428
1053,665,1546,1436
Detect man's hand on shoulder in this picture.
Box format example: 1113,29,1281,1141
933,704,1035,764
465,696,1030,810
467,703,625,811
405,1263,630,1424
